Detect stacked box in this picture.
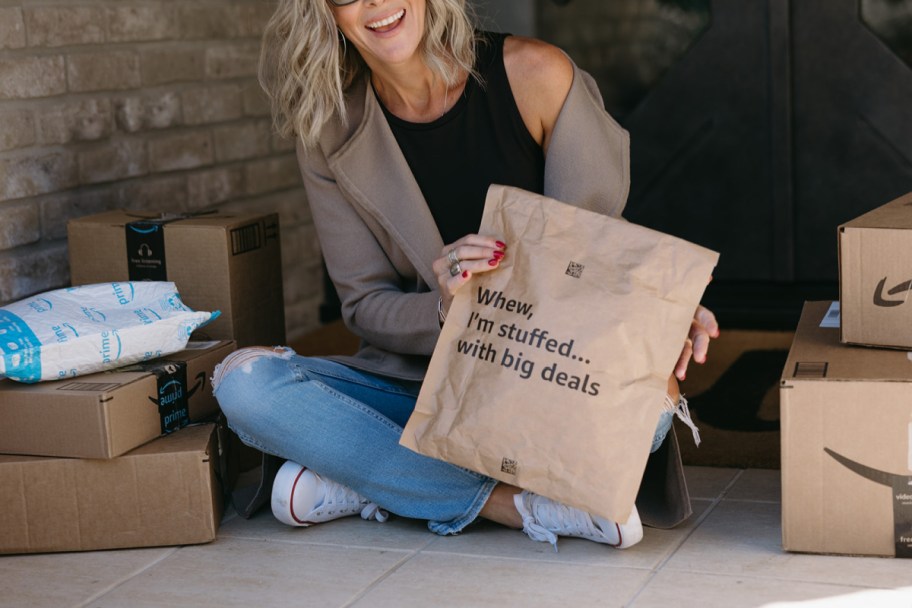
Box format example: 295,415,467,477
0,340,234,459
67,210,285,347
839,191,912,349
781,192,912,558
780,301,912,557
0,340,232,554
0,424,222,554
0,206,289,553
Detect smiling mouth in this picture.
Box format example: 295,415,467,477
366,8,405,32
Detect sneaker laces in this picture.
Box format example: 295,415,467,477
515,491,611,552
664,393,700,447
321,481,389,523
360,503,388,523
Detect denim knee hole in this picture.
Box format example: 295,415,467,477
211,346,294,393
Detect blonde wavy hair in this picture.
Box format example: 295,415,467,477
259,0,479,149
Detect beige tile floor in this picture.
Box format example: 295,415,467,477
3,466,911,608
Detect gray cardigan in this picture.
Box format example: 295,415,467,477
294,59,691,529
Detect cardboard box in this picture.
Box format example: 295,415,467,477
67,210,285,347
0,423,222,555
0,340,234,459
839,191,912,348
781,301,912,557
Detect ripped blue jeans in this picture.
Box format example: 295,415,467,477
212,347,675,535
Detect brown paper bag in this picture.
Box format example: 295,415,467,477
400,185,719,523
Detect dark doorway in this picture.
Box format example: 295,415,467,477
540,0,912,328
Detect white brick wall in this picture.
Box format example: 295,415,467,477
0,0,322,343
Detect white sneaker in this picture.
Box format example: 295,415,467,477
514,491,643,551
271,461,388,527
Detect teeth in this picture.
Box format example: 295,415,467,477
367,9,405,30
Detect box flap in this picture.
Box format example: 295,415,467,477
68,209,137,227
130,423,216,456
67,209,273,230
783,301,912,382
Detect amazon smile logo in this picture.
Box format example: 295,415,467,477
147,370,205,407
873,277,912,307
825,447,912,556
148,370,206,432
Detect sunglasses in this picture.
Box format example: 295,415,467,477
329,0,360,5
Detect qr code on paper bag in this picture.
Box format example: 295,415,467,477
501,457,518,475
566,261,584,278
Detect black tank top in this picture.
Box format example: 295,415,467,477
379,32,545,245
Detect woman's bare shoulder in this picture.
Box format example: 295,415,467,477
503,37,572,103
502,36,573,148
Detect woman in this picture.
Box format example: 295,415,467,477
213,0,719,550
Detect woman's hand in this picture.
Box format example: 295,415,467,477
434,235,507,314
673,304,720,381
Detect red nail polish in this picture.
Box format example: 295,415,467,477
495,241,506,249
462,271,469,279
492,251,505,259
488,259,498,266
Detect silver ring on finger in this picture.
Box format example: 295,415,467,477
449,261,462,277
447,248,460,266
